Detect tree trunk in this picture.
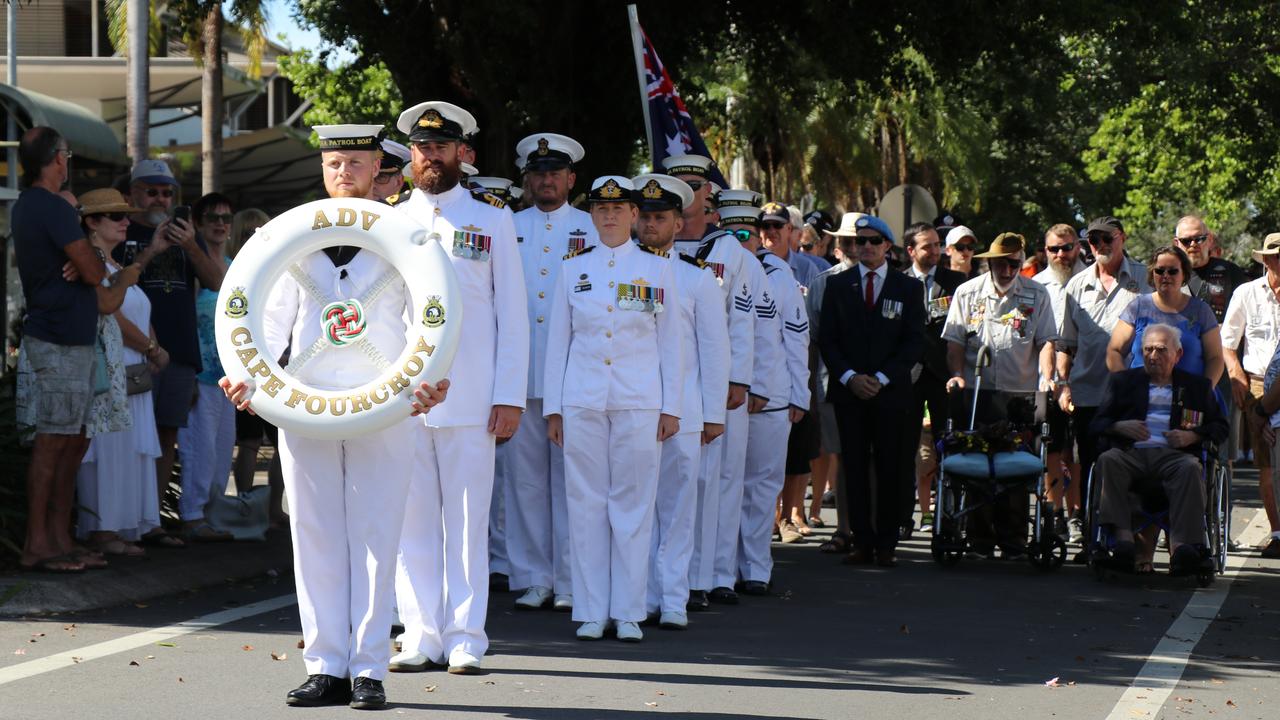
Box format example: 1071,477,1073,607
201,5,224,194
126,0,150,163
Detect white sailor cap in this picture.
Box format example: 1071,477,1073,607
470,176,514,200
314,124,384,152
718,204,763,228
509,187,524,201
632,173,694,212
396,101,478,143
662,153,714,178
460,162,479,177
716,188,763,209
588,176,636,204
379,139,410,170
516,133,585,171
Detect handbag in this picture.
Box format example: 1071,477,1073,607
124,362,153,396
205,486,271,542
92,335,110,395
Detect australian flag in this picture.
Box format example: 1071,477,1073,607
638,25,729,186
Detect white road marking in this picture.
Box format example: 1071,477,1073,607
1104,508,1268,719
0,593,297,687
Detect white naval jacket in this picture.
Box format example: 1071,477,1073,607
673,233,757,390
752,249,811,411
395,184,529,427
262,251,411,391
513,203,599,399
670,253,731,428
542,240,683,418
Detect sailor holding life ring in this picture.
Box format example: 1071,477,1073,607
219,124,449,711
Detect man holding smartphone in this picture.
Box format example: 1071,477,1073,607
115,159,225,544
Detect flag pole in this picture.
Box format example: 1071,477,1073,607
626,4,656,169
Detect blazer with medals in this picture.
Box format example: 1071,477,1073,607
1090,367,1228,455
908,265,966,382
819,265,925,406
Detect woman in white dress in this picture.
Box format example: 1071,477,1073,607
75,189,171,556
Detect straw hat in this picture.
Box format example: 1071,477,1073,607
78,188,141,216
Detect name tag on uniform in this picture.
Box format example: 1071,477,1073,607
882,299,902,319
618,282,664,313
574,273,592,293
453,226,491,260
927,296,951,320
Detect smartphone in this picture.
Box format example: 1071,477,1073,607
172,205,191,224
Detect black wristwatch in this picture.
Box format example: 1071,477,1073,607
1255,401,1271,419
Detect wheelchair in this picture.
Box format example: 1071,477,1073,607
929,350,1068,571
1084,441,1230,587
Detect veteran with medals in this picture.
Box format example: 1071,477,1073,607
388,101,529,676
220,124,449,710
543,176,683,642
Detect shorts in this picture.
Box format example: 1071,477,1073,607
916,420,938,476
1044,394,1071,454
153,362,198,429
1243,376,1273,470
17,336,95,435
785,407,821,475
819,402,841,454
235,409,279,444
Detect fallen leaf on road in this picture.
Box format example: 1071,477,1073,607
178,677,184,683
31,633,45,638
13,649,26,656
424,686,437,693
71,657,82,663
156,642,176,648
63,624,76,631
482,681,495,685
1075,656,1085,662
270,652,287,661
1045,677,1060,688
129,661,140,667
1226,700,1237,708
645,702,658,707
242,645,254,651
135,603,148,608
1210,678,1225,685
146,655,155,660
656,692,666,696
296,639,305,649
900,624,910,634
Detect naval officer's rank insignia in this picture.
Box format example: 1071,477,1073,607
453,225,492,260
536,137,550,155
567,229,588,255
598,179,624,199
618,279,664,313
641,180,663,200
224,286,249,318
418,109,444,129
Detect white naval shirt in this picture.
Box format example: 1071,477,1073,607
513,202,599,399
262,251,410,391
673,234,758,390
542,240,682,417
1221,275,1280,377
396,184,530,427
670,253,731,428
753,249,811,411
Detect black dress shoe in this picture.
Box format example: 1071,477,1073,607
686,590,709,612
841,547,876,565
740,580,770,596
350,677,386,710
875,549,898,567
489,572,510,592
1168,545,1203,577
708,586,739,605
285,674,352,707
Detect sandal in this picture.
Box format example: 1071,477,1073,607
70,548,108,569
140,530,187,549
819,532,850,554
92,539,146,557
808,517,826,529
20,554,86,573
184,522,234,542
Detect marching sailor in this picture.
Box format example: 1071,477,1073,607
506,133,599,612
544,176,682,642
633,174,730,629
388,101,529,675
221,124,448,710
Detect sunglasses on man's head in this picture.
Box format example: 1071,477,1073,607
144,188,175,199
1046,242,1075,253
854,235,886,246
1176,233,1210,246
203,212,234,224
1152,267,1181,276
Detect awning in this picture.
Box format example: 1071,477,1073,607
168,125,324,215
0,83,128,166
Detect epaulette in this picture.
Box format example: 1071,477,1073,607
471,189,506,209
564,245,595,260
384,188,412,207
639,244,669,259
679,253,708,269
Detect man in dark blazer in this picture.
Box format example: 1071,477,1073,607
901,221,967,537
1089,323,1227,575
819,214,925,566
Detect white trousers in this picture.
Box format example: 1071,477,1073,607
395,424,496,662
738,410,791,583
563,407,660,623
489,445,510,576
177,382,236,521
712,403,750,588
688,433,724,592
278,422,413,680
505,398,571,592
648,430,701,614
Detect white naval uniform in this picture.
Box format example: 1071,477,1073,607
544,241,682,623
261,250,414,681
393,185,529,663
501,203,599,595
673,234,758,592
646,253,730,616
739,249,810,584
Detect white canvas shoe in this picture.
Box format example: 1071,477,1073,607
388,650,434,672
447,649,482,675
614,621,643,642
552,594,573,612
576,620,609,640
658,612,688,630
515,586,552,609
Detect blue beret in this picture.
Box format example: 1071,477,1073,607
855,215,896,244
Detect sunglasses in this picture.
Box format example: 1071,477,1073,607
203,212,234,224
854,235,886,246
374,171,401,184
1087,231,1115,246
57,147,73,159
952,242,975,252
686,180,706,192
989,257,1020,270
144,188,175,199
729,229,755,242
1152,267,1181,276
1046,243,1075,253
1176,233,1210,246
91,211,128,222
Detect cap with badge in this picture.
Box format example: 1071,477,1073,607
718,204,763,228
662,154,714,178
1251,233,1280,262
470,176,514,201
975,232,1026,259
517,133,585,173
945,225,978,248
397,101,478,144
934,212,964,235
760,201,789,225
314,124,384,152
716,188,763,209
804,209,835,235
632,174,694,212
379,139,410,172
131,158,179,187
823,213,895,244
588,176,636,204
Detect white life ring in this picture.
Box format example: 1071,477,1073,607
214,197,462,440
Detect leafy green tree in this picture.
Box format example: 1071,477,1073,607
277,50,403,131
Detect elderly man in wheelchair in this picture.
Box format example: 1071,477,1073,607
1089,323,1227,577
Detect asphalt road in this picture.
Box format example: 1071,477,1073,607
1,471,1277,720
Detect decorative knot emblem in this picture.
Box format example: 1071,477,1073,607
323,299,368,346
